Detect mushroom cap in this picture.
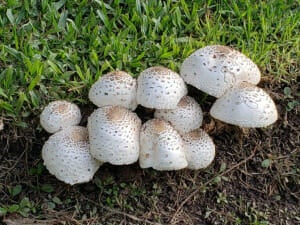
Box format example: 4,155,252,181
40,100,81,133
154,96,203,134
88,71,137,110
182,129,215,170
42,126,102,185
137,66,188,109
210,82,278,127
180,45,261,97
139,119,187,171
88,106,141,165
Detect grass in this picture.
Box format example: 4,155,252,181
0,0,299,224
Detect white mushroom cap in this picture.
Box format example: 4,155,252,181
88,106,141,165
182,129,215,170
180,45,261,97
88,71,137,110
40,100,81,133
210,82,278,127
154,96,203,134
137,66,188,109
42,126,102,185
139,119,188,171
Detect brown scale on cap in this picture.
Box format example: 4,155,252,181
177,96,190,108
213,45,232,54
106,106,127,121
186,129,201,140
68,127,88,142
56,103,69,114
151,119,169,133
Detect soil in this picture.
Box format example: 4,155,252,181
0,80,299,225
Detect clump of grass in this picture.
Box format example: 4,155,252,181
0,0,299,127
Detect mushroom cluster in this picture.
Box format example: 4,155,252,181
40,45,278,185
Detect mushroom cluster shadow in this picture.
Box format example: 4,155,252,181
40,45,278,185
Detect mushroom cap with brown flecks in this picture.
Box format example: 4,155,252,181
88,106,141,165
137,66,188,109
182,129,215,170
139,119,187,171
154,96,203,134
40,100,81,133
210,82,278,127
42,126,102,185
88,71,137,110
180,45,261,98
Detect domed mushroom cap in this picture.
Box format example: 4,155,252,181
180,45,261,97
40,100,81,133
88,106,141,165
137,66,188,109
182,129,215,170
210,83,278,127
42,126,102,185
154,96,203,134
88,71,137,110
139,119,187,171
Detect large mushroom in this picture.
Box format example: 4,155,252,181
180,45,261,97
139,119,188,171
88,106,141,165
40,100,81,133
42,126,102,185
137,66,187,109
181,129,215,170
154,96,203,134
88,71,137,110
210,82,278,127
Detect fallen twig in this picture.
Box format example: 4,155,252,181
170,146,258,223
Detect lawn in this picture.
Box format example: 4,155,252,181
0,0,299,224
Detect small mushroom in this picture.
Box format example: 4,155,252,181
137,66,187,109
180,45,261,97
181,129,215,170
154,96,203,134
139,119,187,171
88,71,137,110
88,106,141,165
210,82,278,127
40,100,81,133
42,126,102,185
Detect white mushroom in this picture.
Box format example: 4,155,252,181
180,45,261,97
88,71,137,110
137,66,187,109
42,126,102,185
210,82,278,127
139,119,187,171
88,106,141,165
181,129,215,170
40,100,81,133
154,96,203,134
